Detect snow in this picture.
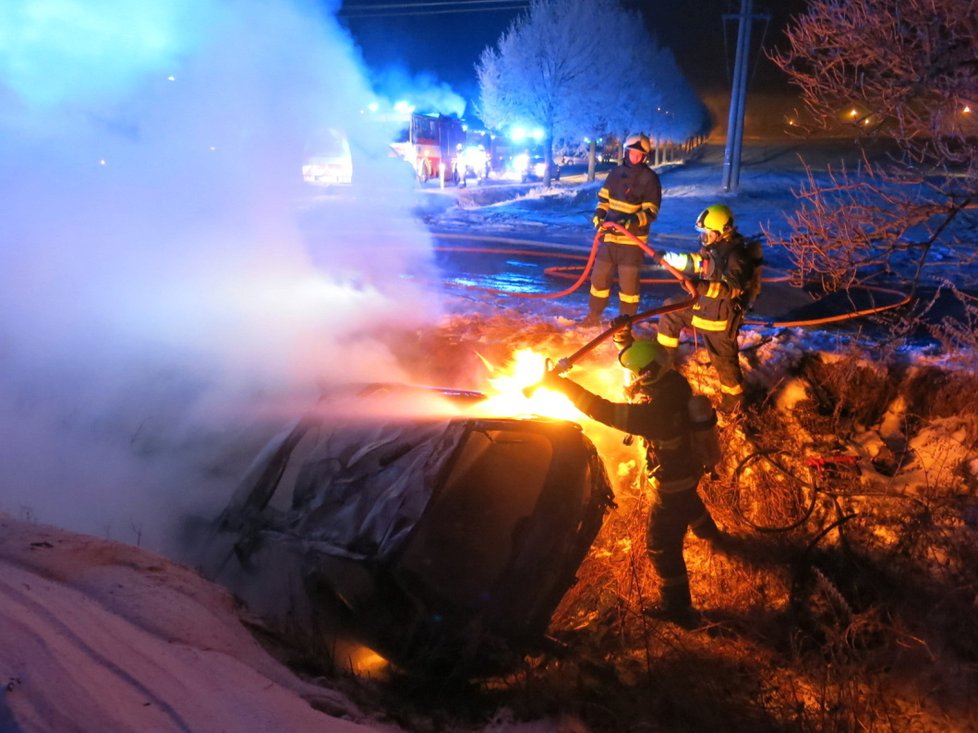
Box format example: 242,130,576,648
2,0,977,725
2,136,975,732
0,515,394,732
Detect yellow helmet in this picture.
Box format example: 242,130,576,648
695,204,734,235
624,133,652,156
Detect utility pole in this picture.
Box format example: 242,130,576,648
721,0,765,192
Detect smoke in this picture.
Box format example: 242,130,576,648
0,0,441,551
371,65,467,117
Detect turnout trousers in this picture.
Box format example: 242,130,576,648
657,296,745,411
588,241,644,318
646,480,719,611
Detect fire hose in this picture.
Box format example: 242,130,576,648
435,232,911,327
522,222,699,396
444,221,697,301
520,298,697,398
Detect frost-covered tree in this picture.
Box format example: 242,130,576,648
563,5,667,180
476,0,679,184
768,0,978,344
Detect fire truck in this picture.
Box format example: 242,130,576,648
390,113,465,182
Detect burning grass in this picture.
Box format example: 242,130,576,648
291,314,978,732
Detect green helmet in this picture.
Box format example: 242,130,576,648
695,204,734,235
618,341,671,384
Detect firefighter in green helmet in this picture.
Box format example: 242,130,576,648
542,337,722,628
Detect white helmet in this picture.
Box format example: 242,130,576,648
624,133,652,157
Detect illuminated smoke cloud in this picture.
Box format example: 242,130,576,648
0,0,440,549
370,65,467,117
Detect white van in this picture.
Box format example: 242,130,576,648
301,128,353,185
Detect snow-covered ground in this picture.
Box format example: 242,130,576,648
3,134,976,732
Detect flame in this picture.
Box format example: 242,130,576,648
470,347,647,497
477,348,580,420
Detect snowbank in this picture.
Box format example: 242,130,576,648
0,514,400,733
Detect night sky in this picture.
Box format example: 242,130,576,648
337,0,812,105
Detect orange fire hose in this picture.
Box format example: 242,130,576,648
437,222,696,300
433,231,913,328
741,286,912,328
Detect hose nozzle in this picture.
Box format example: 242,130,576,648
522,357,571,399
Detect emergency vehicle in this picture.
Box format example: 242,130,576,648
390,112,465,182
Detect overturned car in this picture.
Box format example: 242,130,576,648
201,385,615,675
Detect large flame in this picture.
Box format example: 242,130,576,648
476,348,580,420
470,347,646,496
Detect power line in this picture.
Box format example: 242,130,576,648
340,0,529,18
343,0,524,8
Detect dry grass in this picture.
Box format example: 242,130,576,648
500,347,978,733
270,318,978,732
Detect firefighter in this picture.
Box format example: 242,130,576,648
541,338,720,628
656,204,754,415
584,133,662,326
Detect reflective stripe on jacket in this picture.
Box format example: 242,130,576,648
669,233,749,331
595,163,662,245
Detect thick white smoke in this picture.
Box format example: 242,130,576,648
0,0,441,550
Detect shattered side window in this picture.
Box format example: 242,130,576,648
397,429,553,610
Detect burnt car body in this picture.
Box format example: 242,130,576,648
201,386,615,675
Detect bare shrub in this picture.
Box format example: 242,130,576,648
925,284,978,370
766,0,978,326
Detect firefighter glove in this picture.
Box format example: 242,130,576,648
591,212,605,229
540,368,568,390
662,251,688,269
617,213,638,229
613,327,634,350
609,314,632,331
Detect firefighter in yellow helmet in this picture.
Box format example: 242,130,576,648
583,133,662,326
541,338,721,628
656,204,757,415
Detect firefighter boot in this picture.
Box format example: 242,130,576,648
618,301,638,318
581,295,607,327
643,583,699,629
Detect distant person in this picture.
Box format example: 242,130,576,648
541,338,722,628
584,133,662,326
656,204,762,415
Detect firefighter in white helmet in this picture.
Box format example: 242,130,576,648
584,133,662,326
